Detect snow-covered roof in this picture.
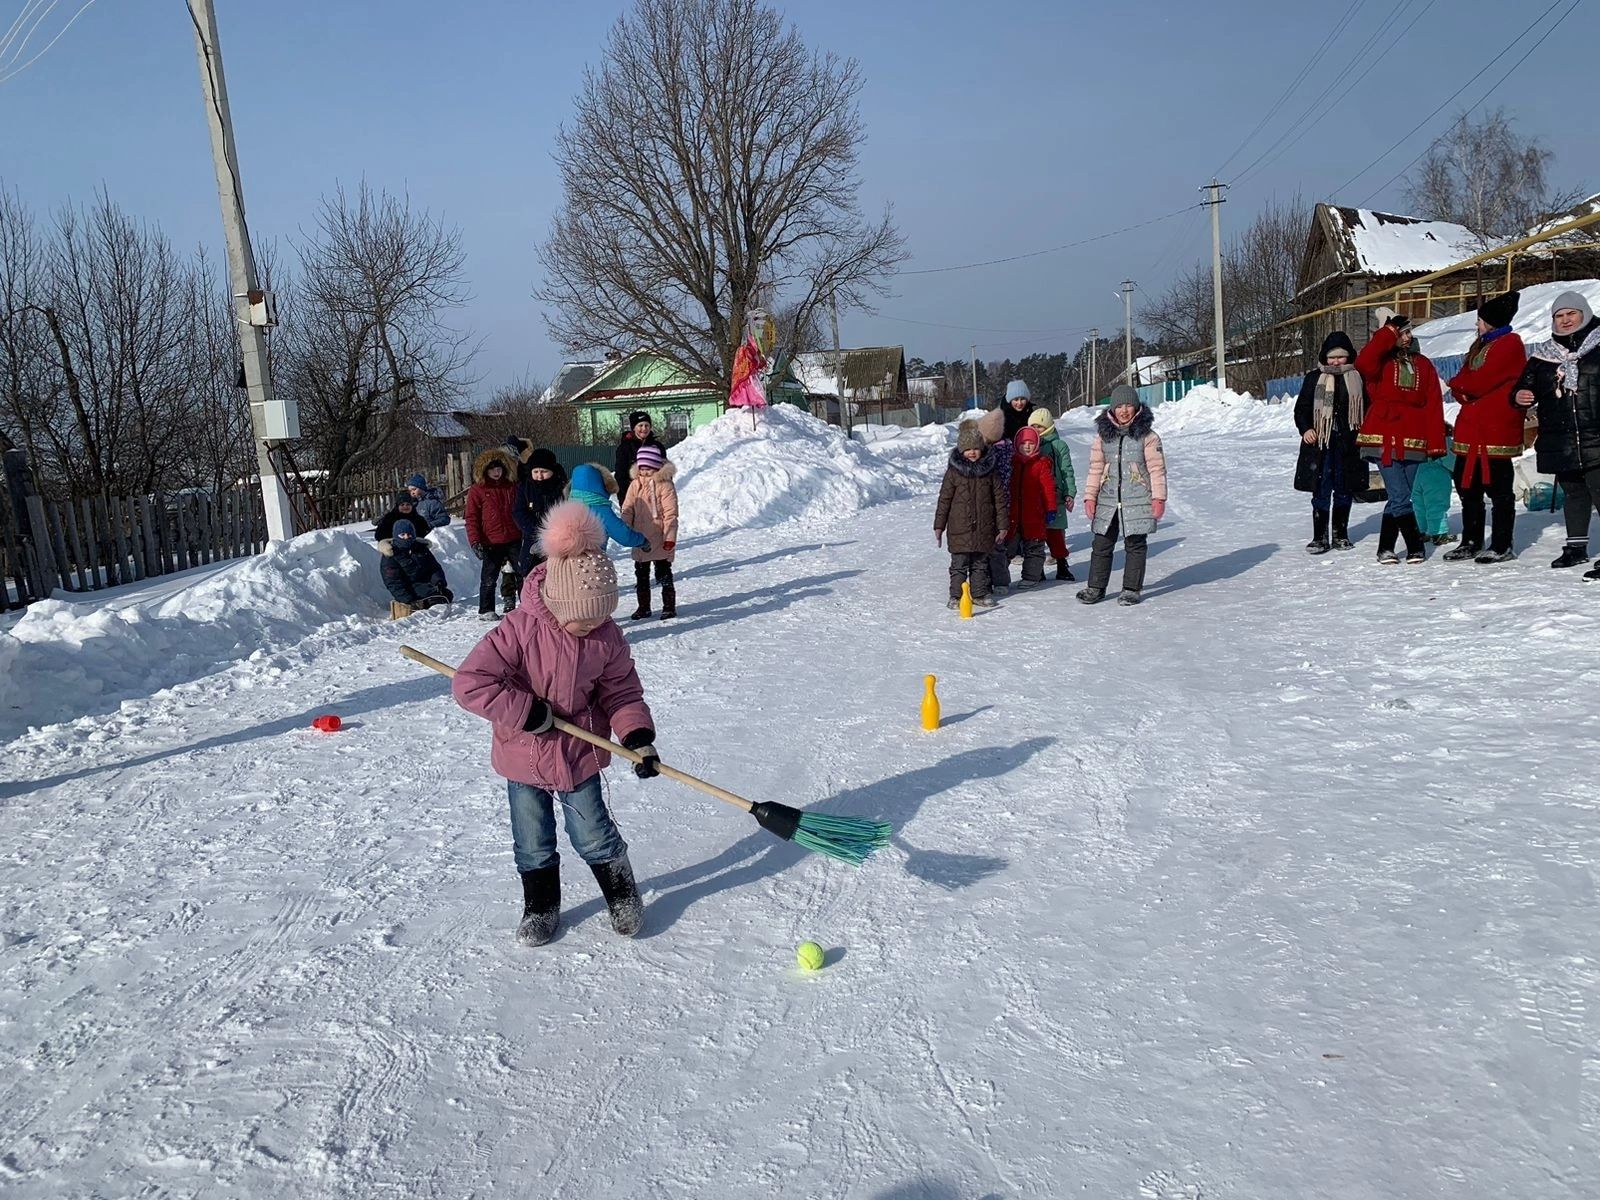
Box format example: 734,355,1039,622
1325,206,1485,276
539,362,606,406
419,410,471,439
1522,193,1600,248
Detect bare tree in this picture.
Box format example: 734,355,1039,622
1404,109,1583,242
537,0,905,386
281,183,476,482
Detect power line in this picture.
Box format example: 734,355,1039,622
872,312,1101,337
896,205,1202,276
1232,0,1439,188
1328,0,1573,201
0,0,97,84
1230,0,1426,187
1210,0,1368,180
1357,0,1583,206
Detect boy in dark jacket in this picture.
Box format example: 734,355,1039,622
934,422,1008,609
374,492,431,543
506,440,570,574
379,520,453,609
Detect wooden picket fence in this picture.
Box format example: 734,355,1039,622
2,452,266,611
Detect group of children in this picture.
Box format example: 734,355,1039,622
935,380,1169,609
372,411,682,623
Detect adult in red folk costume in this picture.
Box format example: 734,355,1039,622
1355,308,1447,564
1444,291,1527,563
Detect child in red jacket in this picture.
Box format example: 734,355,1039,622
1007,426,1059,589
1445,291,1528,563
466,448,523,619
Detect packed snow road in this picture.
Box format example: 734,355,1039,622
1,398,1596,1198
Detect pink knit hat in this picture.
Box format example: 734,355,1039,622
537,501,618,624
635,444,666,471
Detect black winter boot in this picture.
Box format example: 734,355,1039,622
660,582,676,620
630,564,651,620
1552,543,1590,569
1376,514,1400,565
516,864,561,947
1399,513,1426,563
590,854,643,936
1331,504,1354,550
1307,509,1331,555
1054,558,1074,582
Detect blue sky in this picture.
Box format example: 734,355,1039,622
2,0,1593,392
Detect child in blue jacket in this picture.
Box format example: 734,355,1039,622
570,463,649,552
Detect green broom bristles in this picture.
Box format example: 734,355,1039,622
793,812,893,866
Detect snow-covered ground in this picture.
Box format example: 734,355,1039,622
2,401,1597,1199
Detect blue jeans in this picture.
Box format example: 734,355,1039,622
1377,461,1421,518
507,775,627,872
1313,446,1353,512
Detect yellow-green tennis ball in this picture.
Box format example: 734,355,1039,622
796,941,825,971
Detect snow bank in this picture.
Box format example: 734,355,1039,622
1151,385,1296,438
671,405,949,538
0,523,476,737
1416,278,1600,358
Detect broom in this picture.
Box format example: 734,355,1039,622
400,645,891,865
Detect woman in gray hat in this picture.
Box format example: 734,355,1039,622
1515,291,1600,576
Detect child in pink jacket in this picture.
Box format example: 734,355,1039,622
452,500,662,946
619,443,680,620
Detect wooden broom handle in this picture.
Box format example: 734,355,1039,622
399,644,755,814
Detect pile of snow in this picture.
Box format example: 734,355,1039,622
0,523,477,737
671,405,949,538
1416,278,1600,358
1151,384,1296,439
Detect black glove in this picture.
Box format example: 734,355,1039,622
523,696,554,734
622,728,660,779
1386,314,1411,330
470,543,484,560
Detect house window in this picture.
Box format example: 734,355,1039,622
1396,286,1431,322
664,407,691,445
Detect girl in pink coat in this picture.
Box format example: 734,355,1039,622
452,501,662,947
619,443,680,620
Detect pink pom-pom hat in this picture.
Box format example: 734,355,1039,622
537,501,618,623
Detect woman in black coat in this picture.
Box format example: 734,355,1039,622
1515,290,1600,575
1294,331,1370,553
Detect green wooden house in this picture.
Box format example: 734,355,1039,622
567,348,810,443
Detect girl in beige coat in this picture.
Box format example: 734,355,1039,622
620,443,679,620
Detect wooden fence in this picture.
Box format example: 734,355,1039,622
2,451,265,612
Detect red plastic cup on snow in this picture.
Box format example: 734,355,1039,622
312,714,342,733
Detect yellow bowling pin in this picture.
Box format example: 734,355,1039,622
921,675,941,732
959,581,973,619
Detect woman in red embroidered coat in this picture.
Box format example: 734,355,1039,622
1356,309,1446,564
1444,291,1527,563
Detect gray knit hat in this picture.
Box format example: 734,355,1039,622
1551,290,1595,324
1108,384,1141,407
957,420,985,452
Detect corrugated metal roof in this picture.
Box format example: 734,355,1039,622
540,362,605,405
792,347,905,397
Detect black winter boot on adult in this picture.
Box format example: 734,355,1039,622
630,563,651,621
1584,562,1600,581
1399,513,1426,563
516,864,561,947
591,854,644,936
1376,514,1400,565
1443,539,1481,562
1330,505,1354,550
1306,509,1331,555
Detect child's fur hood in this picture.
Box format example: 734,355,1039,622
629,460,677,484
946,446,997,477
1096,404,1155,440
472,447,517,485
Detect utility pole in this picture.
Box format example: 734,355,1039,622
830,293,848,434
189,0,296,543
1203,180,1229,390
970,344,979,409
1121,281,1135,381
1087,329,1098,406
